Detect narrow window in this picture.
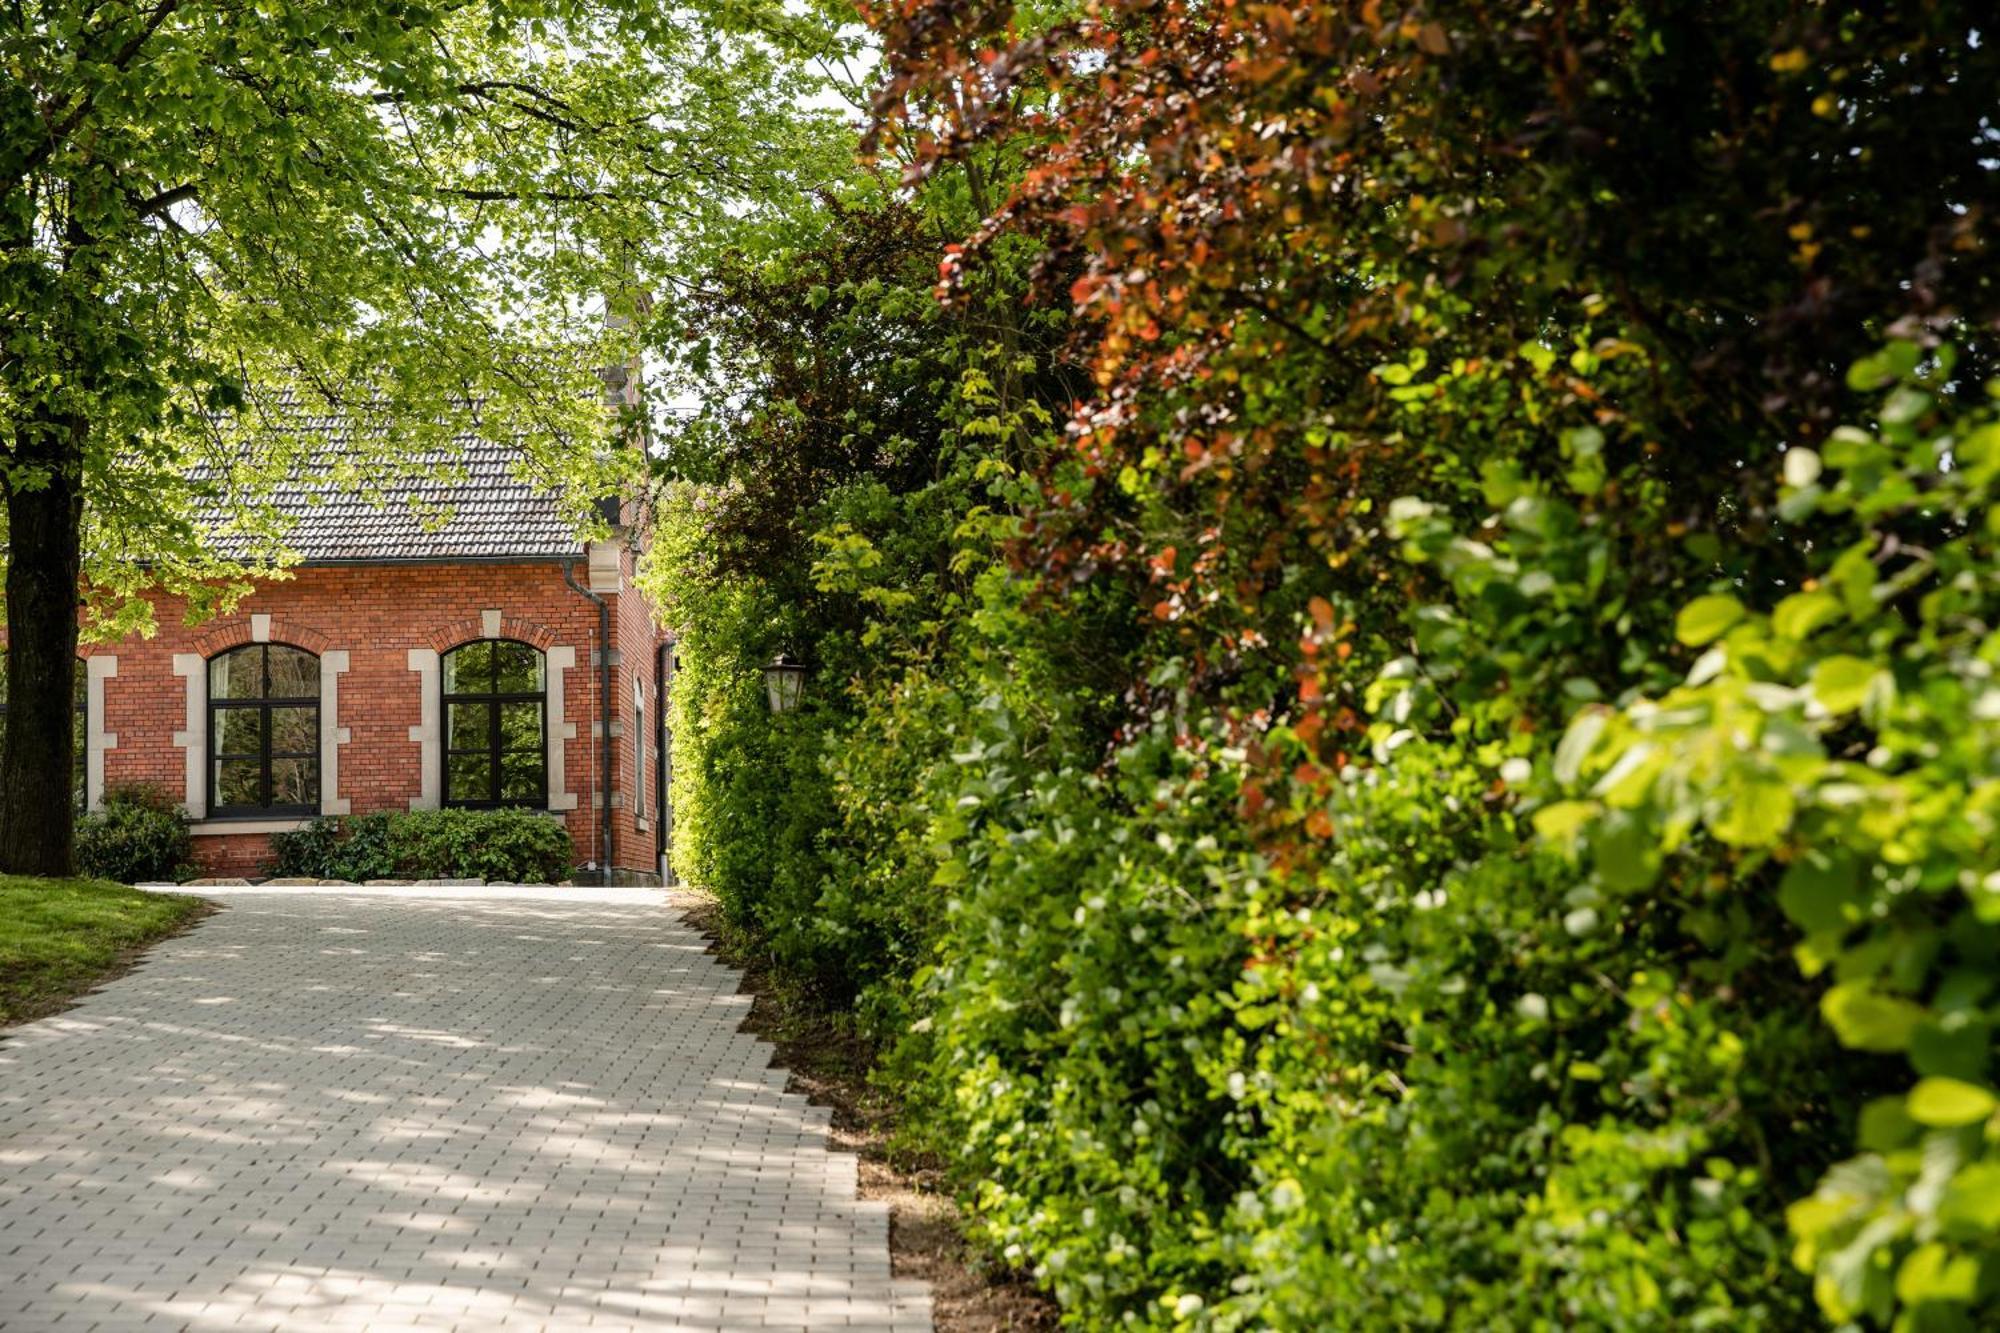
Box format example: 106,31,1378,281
208,644,320,815
442,640,546,806
634,688,646,821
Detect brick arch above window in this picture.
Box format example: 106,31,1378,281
426,615,560,655
191,615,334,659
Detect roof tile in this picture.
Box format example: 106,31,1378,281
194,409,585,564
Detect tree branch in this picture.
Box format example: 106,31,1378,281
133,182,198,218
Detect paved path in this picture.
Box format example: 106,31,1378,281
0,885,930,1331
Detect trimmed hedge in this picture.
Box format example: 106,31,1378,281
269,808,572,884
75,785,195,884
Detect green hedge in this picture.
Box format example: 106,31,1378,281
645,9,2000,1309
269,808,573,884
75,785,195,884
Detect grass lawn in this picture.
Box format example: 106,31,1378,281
0,876,209,1027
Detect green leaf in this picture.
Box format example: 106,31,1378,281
1895,1243,1979,1306
1778,849,1860,933
1828,545,1878,616
1910,1015,1993,1081
1823,985,1928,1053
1856,1095,1917,1152
1589,814,1660,891
1532,800,1596,847
1711,775,1794,847
1553,710,1606,786
1880,385,1931,426
1676,594,1745,646
1810,656,1881,714
1906,1077,1998,1127
1517,341,1557,374
1772,589,1842,641
1938,1163,2000,1230
1846,340,1920,391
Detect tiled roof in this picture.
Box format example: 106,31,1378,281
194,409,588,564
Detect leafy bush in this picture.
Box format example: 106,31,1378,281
1519,359,2000,1326
267,815,343,877
390,808,572,884
268,809,571,883
76,785,195,884
651,0,2000,1321
332,813,397,881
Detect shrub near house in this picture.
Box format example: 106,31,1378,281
270,809,573,884
75,786,196,885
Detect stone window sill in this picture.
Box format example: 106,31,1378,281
190,817,315,836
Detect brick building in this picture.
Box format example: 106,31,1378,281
61,421,673,882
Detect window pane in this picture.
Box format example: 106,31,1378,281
266,647,318,698
213,708,265,756
443,641,494,693
493,643,543,694
447,701,488,752
215,758,261,808
270,705,316,755
270,757,318,808
499,751,543,802
447,751,491,804
497,700,540,753
209,648,260,699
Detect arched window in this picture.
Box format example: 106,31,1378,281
0,652,90,811
443,640,546,806
208,644,319,815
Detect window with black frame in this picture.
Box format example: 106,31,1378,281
208,644,320,815
442,640,546,806
633,689,645,822
0,652,90,811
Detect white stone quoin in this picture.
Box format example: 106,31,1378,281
406,646,441,810
170,653,205,818
321,649,351,816
84,655,118,811
546,644,578,811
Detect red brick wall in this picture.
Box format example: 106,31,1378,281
64,556,667,879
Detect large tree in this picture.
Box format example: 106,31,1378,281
0,0,844,873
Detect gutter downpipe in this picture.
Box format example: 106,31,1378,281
562,557,616,882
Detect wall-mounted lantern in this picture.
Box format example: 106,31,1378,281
762,654,808,715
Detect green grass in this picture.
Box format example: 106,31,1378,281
0,875,209,1027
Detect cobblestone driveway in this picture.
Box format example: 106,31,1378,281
0,885,930,1332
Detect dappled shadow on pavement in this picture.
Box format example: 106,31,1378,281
0,886,930,1331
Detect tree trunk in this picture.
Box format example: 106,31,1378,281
0,415,86,877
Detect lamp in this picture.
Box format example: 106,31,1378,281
762,654,807,714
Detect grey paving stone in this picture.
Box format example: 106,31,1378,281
0,885,928,1331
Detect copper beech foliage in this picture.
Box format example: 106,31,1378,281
866,0,1999,753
